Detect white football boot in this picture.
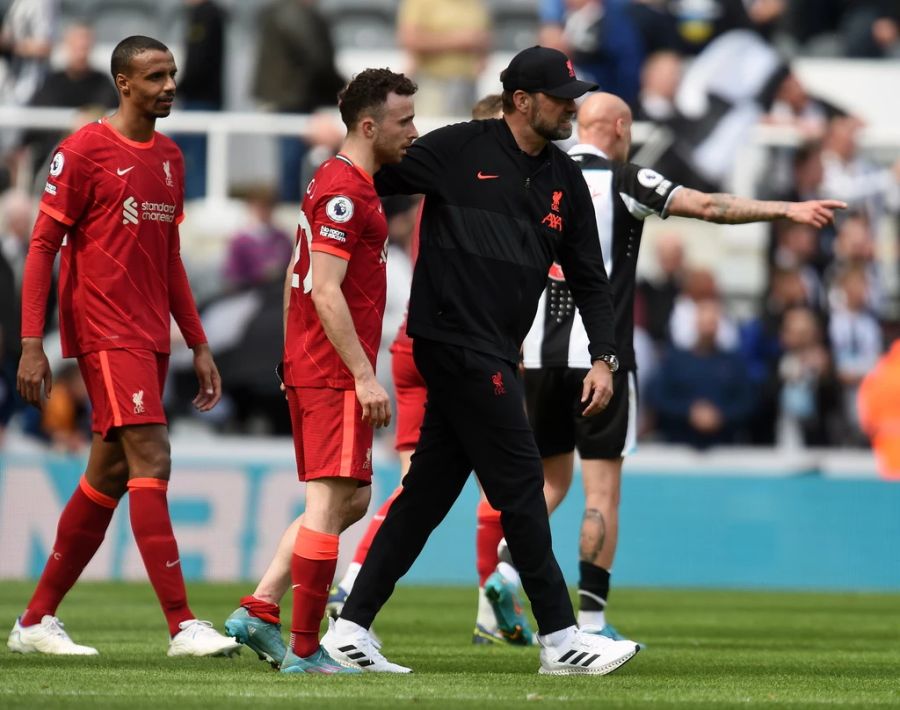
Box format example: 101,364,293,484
8,615,99,655
167,619,242,657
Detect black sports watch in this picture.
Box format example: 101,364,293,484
594,354,619,373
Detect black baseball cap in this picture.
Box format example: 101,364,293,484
500,46,598,100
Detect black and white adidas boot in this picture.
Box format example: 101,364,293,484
321,618,411,673
538,627,639,676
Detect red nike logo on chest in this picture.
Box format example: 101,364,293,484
477,171,499,180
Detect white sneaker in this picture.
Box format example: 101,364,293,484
167,619,242,658
7,616,99,656
539,628,639,676
321,618,411,673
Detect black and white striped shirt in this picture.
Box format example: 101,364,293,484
522,144,682,370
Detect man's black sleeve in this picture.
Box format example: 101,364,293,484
374,123,467,197
557,168,617,360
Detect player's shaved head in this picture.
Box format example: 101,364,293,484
576,92,633,161
577,92,632,128
110,35,170,80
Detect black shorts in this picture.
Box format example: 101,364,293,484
524,367,637,460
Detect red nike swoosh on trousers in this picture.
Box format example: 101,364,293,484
477,171,499,180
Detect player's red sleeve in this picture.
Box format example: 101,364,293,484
168,226,207,348
21,211,66,339
309,192,361,260
41,140,92,226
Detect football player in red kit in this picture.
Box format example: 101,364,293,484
10,35,238,658
224,68,418,674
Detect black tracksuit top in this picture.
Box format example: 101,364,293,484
375,118,616,365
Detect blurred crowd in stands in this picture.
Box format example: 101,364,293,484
0,0,899,456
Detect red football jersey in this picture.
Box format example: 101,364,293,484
39,118,189,357
284,154,388,389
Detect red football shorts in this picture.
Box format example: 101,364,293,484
77,349,168,440
286,386,374,485
391,346,427,452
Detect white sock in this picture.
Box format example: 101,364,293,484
496,537,510,563
475,586,497,630
334,617,366,636
578,609,606,629
338,562,362,592
497,561,520,587
538,625,576,648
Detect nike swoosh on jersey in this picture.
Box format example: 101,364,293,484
477,171,499,180
117,166,135,176
165,559,180,568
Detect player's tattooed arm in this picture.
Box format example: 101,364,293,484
668,188,846,227
705,193,791,223
669,188,789,223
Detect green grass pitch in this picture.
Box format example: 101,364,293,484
1,581,898,709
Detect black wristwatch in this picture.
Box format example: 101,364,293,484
594,354,619,373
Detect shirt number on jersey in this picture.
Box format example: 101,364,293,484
292,209,314,293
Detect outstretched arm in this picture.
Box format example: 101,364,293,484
668,188,846,227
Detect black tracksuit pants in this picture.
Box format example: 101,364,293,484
340,338,576,635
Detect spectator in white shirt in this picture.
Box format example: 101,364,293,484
829,264,883,440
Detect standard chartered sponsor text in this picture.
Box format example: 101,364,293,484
142,201,176,222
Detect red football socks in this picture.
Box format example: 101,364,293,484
290,526,339,658
127,478,193,636
352,486,402,565
21,476,118,627
476,498,504,586
240,595,281,624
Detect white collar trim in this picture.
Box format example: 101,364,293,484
567,143,610,160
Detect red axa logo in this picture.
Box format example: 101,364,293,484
551,190,563,212
492,371,506,396
566,60,576,78
542,212,563,231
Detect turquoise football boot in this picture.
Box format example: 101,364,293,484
483,571,534,646
280,646,362,674
224,606,287,668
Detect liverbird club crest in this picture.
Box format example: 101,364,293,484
132,390,145,414
162,160,174,187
